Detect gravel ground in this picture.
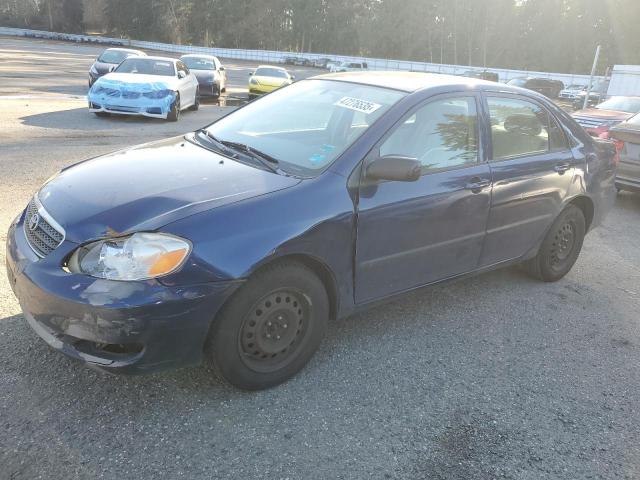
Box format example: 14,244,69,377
1,37,640,480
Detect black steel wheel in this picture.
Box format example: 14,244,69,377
190,88,200,111
524,204,586,282
205,261,328,390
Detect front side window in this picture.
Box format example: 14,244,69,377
487,97,567,160
380,97,479,171
205,79,405,176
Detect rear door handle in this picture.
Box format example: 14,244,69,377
465,177,491,193
554,162,571,174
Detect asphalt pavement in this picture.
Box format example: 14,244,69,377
1,36,639,480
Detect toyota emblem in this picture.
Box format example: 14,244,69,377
28,213,40,232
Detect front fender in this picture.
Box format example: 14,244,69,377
160,172,357,310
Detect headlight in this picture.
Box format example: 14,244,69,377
68,232,191,281
90,65,98,75
143,89,173,99
249,78,258,85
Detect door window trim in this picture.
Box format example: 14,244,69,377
482,92,572,163
365,92,484,178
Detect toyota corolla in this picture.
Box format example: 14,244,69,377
6,72,617,390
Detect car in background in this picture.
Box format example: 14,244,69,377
248,65,294,99
463,70,499,82
283,55,298,65
507,77,564,98
330,61,368,73
180,54,227,98
609,112,640,193
571,80,609,109
313,57,333,69
88,56,199,121
293,57,312,66
559,84,587,100
88,47,146,87
7,72,617,391
572,96,640,138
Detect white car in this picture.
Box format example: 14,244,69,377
88,56,199,121
329,61,368,73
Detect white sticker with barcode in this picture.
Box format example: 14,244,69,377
335,96,382,114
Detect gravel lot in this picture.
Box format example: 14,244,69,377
1,37,640,480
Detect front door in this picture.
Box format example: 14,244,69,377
355,94,492,303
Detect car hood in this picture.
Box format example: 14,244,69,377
253,76,289,87
38,136,301,243
572,108,634,121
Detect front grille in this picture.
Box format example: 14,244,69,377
23,197,65,257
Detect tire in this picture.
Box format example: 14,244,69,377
190,88,200,111
205,261,329,390
167,93,180,122
524,205,586,282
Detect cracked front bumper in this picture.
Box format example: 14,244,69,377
6,213,241,375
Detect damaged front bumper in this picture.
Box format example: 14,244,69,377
6,213,241,375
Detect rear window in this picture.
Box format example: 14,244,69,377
596,97,640,113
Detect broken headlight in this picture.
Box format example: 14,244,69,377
68,232,191,281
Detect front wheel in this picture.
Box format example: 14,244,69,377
205,262,329,390
524,205,586,282
167,93,180,122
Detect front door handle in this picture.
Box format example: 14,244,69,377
465,177,491,193
554,162,571,174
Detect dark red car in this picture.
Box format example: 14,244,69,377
572,96,640,138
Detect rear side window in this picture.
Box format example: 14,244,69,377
487,97,568,160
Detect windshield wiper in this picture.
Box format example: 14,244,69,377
218,140,281,173
195,129,237,157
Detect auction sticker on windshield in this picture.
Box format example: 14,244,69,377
335,96,382,114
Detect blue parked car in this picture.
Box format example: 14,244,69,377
6,72,617,390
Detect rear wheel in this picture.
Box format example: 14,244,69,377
167,93,180,122
205,262,328,390
524,205,586,282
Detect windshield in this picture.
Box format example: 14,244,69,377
205,79,405,176
115,58,175,76
596,96,640,113
507,78,527,87
182,57,215,70
254,67,288,78
98,50,131,64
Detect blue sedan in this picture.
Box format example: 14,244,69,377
6,72,617,390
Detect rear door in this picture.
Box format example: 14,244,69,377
480,94,575,266
355,93,492,303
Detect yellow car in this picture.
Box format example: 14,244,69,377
248,65,294,98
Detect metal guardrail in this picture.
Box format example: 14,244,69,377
0,26,603,86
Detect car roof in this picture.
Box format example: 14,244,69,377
105,48,145,55
256,65,287,70
180,54,219,60
132,56,177,64
314,71,502,93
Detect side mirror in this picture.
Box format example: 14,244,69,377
219,66,225,71
291,75,296,80
249,72,253,76
178,71,186,79
366,155,421,182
